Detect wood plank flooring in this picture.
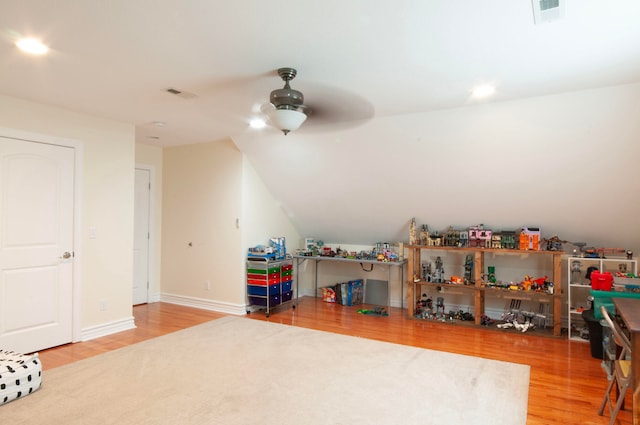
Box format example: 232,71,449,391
37,299,630,425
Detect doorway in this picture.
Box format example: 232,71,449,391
0,134,77,353
133,166,151,305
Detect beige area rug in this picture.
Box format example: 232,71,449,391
0,316,529,424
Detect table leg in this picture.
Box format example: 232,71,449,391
633,332,640,425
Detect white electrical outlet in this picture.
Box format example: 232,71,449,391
99,299,108,311
205,280,211,291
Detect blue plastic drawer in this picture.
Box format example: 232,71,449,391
282,280,292,292
248,294,281,307
282,290,293,303
247,283,280,296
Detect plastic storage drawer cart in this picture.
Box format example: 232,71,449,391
246,258,295,317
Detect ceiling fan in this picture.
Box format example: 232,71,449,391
265,67,311,135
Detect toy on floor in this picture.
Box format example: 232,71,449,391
356,306,388,316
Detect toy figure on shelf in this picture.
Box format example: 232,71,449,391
420,225,430,246
428,232,443,247
487,266,496,284
433,256,445,283
468,224,492,248
519,226,541,250
500,230,517,249
491,233,502,249
443,226,460,247
422,261,432,282
416,293,433,319
463,255,474,284
531,276,549,292
409,218,417,245
571,260,582,284
436,297,445,319
543,235,567,251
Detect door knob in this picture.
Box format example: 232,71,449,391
61,252,72,259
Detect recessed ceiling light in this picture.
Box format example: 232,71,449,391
16,38,49,55
472,84,496,99
249,118,266,129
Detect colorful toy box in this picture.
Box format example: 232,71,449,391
334,279,364,306
321,287,336,303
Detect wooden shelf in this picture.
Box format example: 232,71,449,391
405,245,564,336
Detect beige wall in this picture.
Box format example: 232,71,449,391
160,141,302,312
161,139,244,309
0,94,135,333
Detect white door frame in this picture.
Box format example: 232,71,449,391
0,126,83,343
135,163,157,302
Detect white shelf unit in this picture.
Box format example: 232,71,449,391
566,256,637,342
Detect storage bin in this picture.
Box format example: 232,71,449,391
248,294,281,307
591,271,613,290
282,280,292,292
247,278,280,286
247,283,280,296
282,290,293,303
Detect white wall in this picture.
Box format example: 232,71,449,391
241,154,302,260
234,82,640,257
0,94,135,334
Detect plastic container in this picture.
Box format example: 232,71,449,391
582,309,603,359
590,271,613,291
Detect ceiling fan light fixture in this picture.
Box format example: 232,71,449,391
267,67,311,135
16,37,49,55
266,108,307,135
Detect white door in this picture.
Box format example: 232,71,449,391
133,168,150,305
0,137,74,354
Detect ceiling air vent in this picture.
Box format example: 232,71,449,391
532,0,565,24
163,87,196,99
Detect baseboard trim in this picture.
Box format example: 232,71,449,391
81,316,136,342
160,293,247,316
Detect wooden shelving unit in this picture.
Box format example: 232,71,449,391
405,245,563,336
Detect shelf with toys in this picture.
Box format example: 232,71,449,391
406,246,563,335
566,255,637,342
405,221,564,336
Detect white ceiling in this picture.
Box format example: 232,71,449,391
2,0,640,146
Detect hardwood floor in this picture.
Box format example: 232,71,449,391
38,299,630,425
37,302,225,370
